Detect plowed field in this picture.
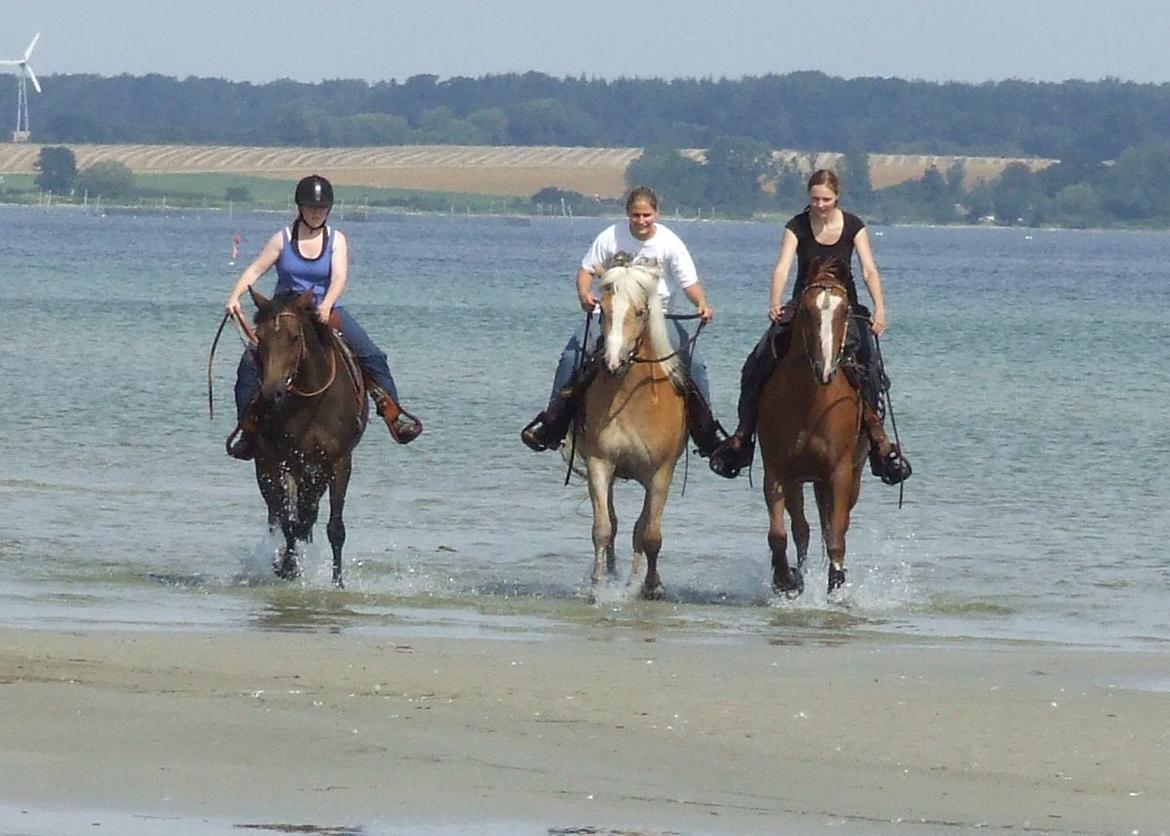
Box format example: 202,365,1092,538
0,143,1054,198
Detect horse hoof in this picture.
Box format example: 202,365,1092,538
274,559,300,580
641,581,664,601
828,567,847,593
772,568,804,597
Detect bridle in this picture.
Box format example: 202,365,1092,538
260,310,337,398
797,279,850,381
599,291,705,371
600,298,648,372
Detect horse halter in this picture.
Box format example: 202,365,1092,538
261,310,337,398
599,291,649,373
797,280,850,381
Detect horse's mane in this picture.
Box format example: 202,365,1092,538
807,256,850,290
601,262,684,387
255,292,331,345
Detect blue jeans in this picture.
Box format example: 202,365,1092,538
234,306,399,420
549,313,710,401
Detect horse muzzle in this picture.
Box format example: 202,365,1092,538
260,377,292,406
813,361,839,385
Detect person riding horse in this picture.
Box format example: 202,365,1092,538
708,169,912,485
521,185,725,459
224,174,422,460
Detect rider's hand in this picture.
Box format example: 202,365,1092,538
317,302,334,324
226,295,242,318
578,291,598,312
871,305,888,336
768,303,791,323
696,304,714,324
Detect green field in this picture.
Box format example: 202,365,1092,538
1,171,534,215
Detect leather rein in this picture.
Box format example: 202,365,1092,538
271,311,338,398
614,311,706,369
206,308,336,421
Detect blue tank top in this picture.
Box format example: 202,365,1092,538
274,224,333,303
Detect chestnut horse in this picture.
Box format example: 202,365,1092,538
568,262,688,598
757,258,867,595
247,288,367,586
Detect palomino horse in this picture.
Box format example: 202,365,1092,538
569,262,688,598
247,288,367,586
757,258,867,595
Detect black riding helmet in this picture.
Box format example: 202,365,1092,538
294,174,334,229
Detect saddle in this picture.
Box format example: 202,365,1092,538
324,312,370,423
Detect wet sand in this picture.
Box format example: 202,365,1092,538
1,628,1168,834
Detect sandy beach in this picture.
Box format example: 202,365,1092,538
0,628,1167,834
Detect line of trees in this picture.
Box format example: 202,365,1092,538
12,69,1170,227
626,141,1170,228
34,146,135,198
7,70,1170,163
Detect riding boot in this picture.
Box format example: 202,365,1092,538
521,385,578,452
708,397,757,478
709,320,788,479
374,392,423,445
226,401,261,461
861,401,912,485
684,381,725,458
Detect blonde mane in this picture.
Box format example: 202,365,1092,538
600,262,685,388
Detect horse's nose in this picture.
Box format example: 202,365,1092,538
261,382,288,406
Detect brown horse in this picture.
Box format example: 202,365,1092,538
757,258,867,595
569,262,688,598
247,288,367,586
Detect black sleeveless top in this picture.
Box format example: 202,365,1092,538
786,208,865,306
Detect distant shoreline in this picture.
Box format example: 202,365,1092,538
5,198,1163,232
0,142,1055,199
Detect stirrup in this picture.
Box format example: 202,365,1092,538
709,436,753,479
226,430,256,461
872,445,912,485
388,412,423,445
521,414,552,452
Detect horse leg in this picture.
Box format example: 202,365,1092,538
275,518,300,580
327,456,352,588
606,487,618,577
823,470,854,594
765,478,802,594
788,483,812,570
291,478,327,572
586,458,616,587
271,470,300,580
632,468,673,600
255,460,283,533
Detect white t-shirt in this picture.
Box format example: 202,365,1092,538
580,222,699,309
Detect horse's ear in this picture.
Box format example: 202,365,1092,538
248,285,269,310
295,288,316,310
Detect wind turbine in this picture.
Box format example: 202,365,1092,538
1,33,42,142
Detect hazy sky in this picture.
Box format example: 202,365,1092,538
4,0,1169,86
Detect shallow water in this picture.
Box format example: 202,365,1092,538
2,206,1168,648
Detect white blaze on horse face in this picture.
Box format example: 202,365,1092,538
816,289,845,384
605,291,633,373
